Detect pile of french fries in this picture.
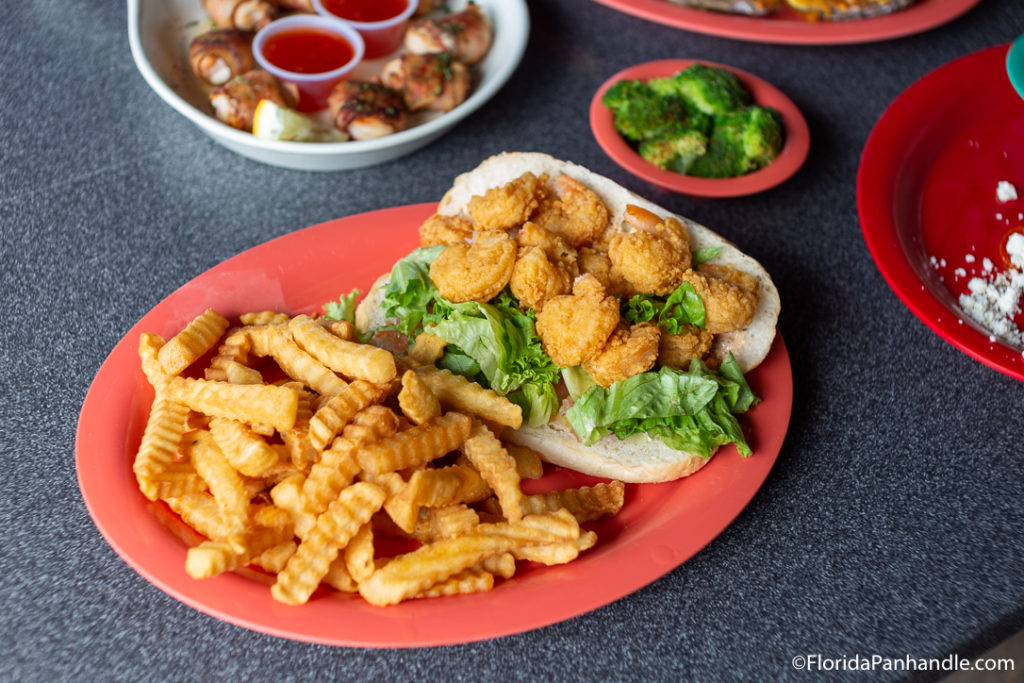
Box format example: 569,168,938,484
132,308,625,606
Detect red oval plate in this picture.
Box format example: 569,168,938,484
76,204,793,647
590,59,810,198
591,0,982,45
858,44,1024,382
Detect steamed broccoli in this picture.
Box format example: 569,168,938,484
670,63,753,116
638,129,709,174
689,106,784,178
602,80,710,142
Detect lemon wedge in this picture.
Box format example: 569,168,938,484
251,100,347,143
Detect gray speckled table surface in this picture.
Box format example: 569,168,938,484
3,0,1023,680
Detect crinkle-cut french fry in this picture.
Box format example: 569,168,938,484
248,325,348,397
415,366,522,429
391,465,491,534
270,472,316,540
356,412,472,476
412,504,480,543
415,569,494,599
344,404,401,444
158,309,230,376
301,438,360,518
407,332,447,366
289,314,397,384
164,375,298,434
149,460,209,501
308,380,385,452
138,333,170,390
133,394,190,501
240,311,290,326
272,482,386,605
324,556,358,592
185,410,211,431
504,443,545,480
513,530,598,566
358,512,578,606
319,317,355,341
344,523,375,584
204,328,252,382
479,552,516,579
184,430,249,549
252,540,298,574
165,492,230,540
521,480,626,523
397,370,441,426
209,417,280,478
462,421,523,522
215,360,264,385
185,517,294,579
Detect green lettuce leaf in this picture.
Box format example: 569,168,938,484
623,281,706,332
565,355,756,457
378,245,446,338
324,288,361,323
692,246,723,265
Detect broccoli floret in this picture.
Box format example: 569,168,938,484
639,130,709,173
670,64,753,116
688,106,784,178
602,79,710,141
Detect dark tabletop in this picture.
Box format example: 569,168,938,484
4,0,1023,680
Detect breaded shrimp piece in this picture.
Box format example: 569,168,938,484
607,230,686,297
516,222,579,278
658,325,714,369
535,274,620,367
578,246,613,290
530,175,609,248
429,231,516,303
466,172,547,232
583,323,661,387
679,268,758,334
509,246,572,312
419,213,474,247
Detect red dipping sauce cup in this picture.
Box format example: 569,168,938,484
312,0,417,60
252,14,364,112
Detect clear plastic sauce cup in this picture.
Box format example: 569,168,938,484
313,0,417,60
252,14,364,112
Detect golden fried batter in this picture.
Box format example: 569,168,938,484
535,274,620,367
516,221,579,277
530,175,609,248
429,231,516,303
509,246,572,312
583,323,661,387
465,172,547,232
679,267,758,334
578,246,613,290
657,325,714,369
607,230,686,297
419,213,474,247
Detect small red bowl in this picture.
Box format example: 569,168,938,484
590,59,810,198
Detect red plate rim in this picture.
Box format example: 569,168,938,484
76,203,794,647
857,44,1024,382
589,59,810,198
589,0,983,45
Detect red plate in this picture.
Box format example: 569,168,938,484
590,59,809,198
76,204,793,647
858,44,1024,382
591,0,982,45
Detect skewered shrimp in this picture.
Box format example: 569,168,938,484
381,53,471,113
429,232,517,303
535,274,620,368
529,175,610,248
404,2,494,65
189,29,255,86
327,81,408,141
583,323,661,387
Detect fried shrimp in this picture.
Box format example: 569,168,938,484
530,175,610,248
658,325,714,369
516,222,579,277
429,231,517,303
679,267,759,334
578,246,613,290
509,246,572,312
535,274,620,367
607,230,686,297
419,213,474,247
465,172,547,232
583,323,661,387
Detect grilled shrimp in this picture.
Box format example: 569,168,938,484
327,81,408,141
189,29,254,86
202,0,277,31
210,70,297,132
404,2,494,65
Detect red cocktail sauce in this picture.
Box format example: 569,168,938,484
319,0,408,22
261,27,354,74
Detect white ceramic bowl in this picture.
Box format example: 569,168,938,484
127,0,529,171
